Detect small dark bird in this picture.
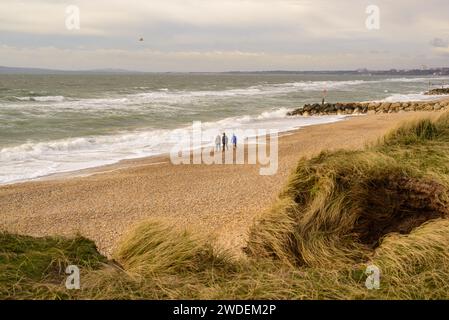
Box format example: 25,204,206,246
139,37,144,42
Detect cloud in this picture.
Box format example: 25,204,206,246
0,44,441,72
0,0,448,70
434,47,449,57
430,38,449,48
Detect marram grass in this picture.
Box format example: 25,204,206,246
2,112,449,300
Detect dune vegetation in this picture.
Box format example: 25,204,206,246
2,112,449,300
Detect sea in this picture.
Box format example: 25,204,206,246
1,73,448,184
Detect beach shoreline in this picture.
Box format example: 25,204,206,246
15,96,449,186
35,120,348,184
1,114,347,186
0,111,444,257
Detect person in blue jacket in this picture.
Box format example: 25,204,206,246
231,133,237,149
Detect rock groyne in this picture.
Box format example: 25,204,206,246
287,100,449,117
424,88,449,95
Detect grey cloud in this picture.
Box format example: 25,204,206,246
430,38,449,48
0,0,448,70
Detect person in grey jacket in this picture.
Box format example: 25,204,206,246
215,134,222,152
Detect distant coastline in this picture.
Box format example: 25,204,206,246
1,65,449,75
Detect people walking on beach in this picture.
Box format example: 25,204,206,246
222,132,228,152
231,133,237,149
215,134,221,152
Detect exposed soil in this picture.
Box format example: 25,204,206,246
354,176,449,248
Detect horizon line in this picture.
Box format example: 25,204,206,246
1,65,449,75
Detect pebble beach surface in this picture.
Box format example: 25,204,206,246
0,111,441,257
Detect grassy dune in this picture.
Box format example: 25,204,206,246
2,112,449,299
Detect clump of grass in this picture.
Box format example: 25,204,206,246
0,233,106,299
115,220,233,276
246,113,449,270
369,219,449,299
2,112,449,300
380,118,439,146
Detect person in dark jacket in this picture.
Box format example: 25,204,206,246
222,133,228,152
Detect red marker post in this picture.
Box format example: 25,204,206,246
322,88,328,106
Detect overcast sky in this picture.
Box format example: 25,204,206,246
0,0,448,71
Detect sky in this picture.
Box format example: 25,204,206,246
0,0,448,72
